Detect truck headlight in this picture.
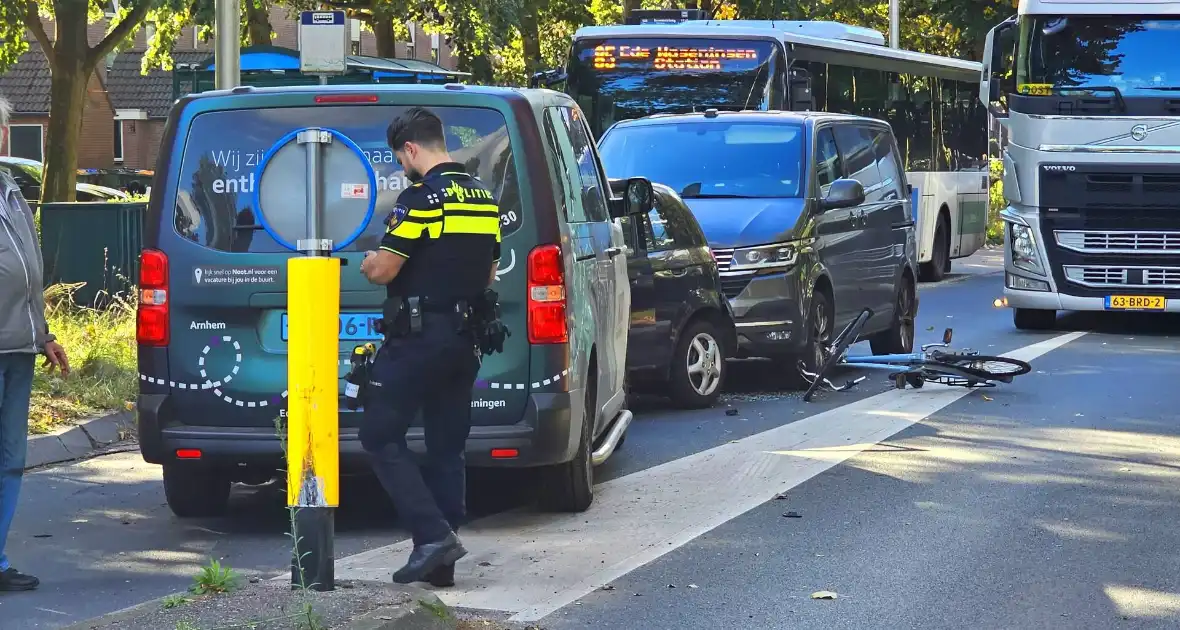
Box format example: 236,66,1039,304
1009,223,1044,275
730,242,798,271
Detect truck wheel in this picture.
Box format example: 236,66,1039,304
920,217,950,282
537,372,595,513
1013,308,1056,331
870,277,916,355
162,464,231,518
667,319,727,409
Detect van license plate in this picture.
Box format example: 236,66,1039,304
1104,295,1166,311
280,313,383,341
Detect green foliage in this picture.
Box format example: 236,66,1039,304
988,158,1005,245
31,284,137,435
190,558,239,595
161,594,191,609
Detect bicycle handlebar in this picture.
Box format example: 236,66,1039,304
798,365,868,393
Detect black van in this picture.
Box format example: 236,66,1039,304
136,85,648,516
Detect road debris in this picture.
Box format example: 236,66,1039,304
783,511,802,518
774,492,789,500
811,591,838,600
725,409,739,416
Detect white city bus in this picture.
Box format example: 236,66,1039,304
553,20,988,281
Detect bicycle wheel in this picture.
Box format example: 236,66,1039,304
802,308,873,402
933,353,1032,378
917,362,999,388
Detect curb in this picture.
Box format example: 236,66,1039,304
25,410,135,470
58,581,457,630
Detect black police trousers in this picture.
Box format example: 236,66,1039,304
359,314,481,546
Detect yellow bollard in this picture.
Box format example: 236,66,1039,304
286,255,340,590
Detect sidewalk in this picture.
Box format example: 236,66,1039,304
25,411,135,470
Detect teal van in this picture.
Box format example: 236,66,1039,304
136,85,648,516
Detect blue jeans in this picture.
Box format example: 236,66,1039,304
0,353,34,572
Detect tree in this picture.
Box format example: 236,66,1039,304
0,0,181,202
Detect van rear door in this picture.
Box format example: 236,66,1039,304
156,99,530,429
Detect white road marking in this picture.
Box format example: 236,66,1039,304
333,331,1085,621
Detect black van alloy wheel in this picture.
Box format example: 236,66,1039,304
668,320,726,409
804,291,833,376
537,369,595,513
870,278,916,355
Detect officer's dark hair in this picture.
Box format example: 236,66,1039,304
387,107,446,151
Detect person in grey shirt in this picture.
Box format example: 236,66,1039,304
0,96,69,592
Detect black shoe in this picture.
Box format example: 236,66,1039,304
0,568,39,592
420,562,455,588
392,533,466,585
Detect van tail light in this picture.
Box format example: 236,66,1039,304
137,249,170,346
527,245,568,344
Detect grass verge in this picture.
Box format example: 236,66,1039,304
29,283,137,435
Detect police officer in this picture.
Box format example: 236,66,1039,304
359,106,501,586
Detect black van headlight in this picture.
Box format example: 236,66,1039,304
730,242,799,271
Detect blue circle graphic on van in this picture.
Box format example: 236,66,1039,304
252,127,378,253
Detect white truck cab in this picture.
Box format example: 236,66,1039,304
981,1,1180,329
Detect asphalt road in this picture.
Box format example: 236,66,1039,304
7,251,1180,629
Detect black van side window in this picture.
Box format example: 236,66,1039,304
172,107,520,253
834,125,885,201
871,128,907,201
557,106,610,223
814,127,843,193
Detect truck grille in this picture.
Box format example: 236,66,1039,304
711,248,755,299
1063,265,1180,289
1055,230,1180,254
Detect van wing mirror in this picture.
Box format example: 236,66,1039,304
820,179,865,211
609,177,654,219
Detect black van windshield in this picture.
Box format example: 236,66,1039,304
174,105,521,253
598,120,805,198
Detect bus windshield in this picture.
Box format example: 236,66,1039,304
566,37,776,136
1017,16,1180,95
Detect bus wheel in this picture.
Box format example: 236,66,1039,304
920,216,950,282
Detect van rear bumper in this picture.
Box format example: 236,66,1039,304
137,390,580,470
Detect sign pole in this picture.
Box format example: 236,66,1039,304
214,0,240,89
287,129,338,591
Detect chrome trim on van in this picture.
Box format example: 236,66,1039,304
735,320,792,328
591,409,633,466
1038,144,1180,154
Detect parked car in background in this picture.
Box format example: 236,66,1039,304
77,167,153,196
0,157,129,203
613,180,735,409
598,110,920,383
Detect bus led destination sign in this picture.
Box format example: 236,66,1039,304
591,44,759,71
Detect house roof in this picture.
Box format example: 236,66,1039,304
107,50,208,118
0,44,52,114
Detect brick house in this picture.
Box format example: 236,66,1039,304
0,6,456,170
0,42,116,167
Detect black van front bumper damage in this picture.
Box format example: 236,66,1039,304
138,390,582,471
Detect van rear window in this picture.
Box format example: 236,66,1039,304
174,105,522,253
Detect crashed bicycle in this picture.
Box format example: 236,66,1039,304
799,308,1032,402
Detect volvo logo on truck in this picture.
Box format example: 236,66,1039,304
1042,165,1076,172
